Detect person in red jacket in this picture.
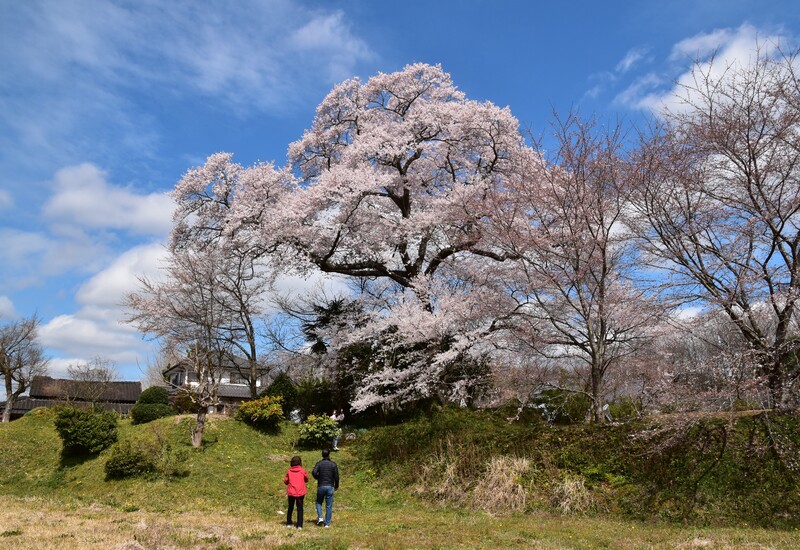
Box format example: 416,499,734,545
283,455,309,529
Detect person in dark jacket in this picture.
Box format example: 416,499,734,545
312,448,339,527
283,455,308,529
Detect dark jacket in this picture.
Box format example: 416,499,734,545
312,458,339,489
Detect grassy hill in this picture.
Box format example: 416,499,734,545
1,407,799,549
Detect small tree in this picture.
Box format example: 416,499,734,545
1,315,48,422
137,386,170,405
65,356,118,405
53,407,118,456
264,371,297,415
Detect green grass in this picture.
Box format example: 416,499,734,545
1,407,799,549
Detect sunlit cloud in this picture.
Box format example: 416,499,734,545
615,23,791,113
43,163,174,236
616,46,650,73
0,296,17,319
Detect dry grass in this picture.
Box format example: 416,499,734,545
0,496,310,549
3,495,800,549
470,456,530,515
551,474,593,515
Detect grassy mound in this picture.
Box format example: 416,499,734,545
356,406,800,527
1,406,799,548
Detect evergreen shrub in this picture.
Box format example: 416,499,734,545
137,386,170,405
104,440,156,479
53,406,118,456
264,372,298,415
130,403,174,425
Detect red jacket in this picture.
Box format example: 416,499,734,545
284,465,309,497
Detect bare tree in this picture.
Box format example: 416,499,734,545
496,115,662,422
632,47,800,409
126,247,237,447
1,315,49,422
65,356,118,405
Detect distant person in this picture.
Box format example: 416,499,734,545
283,455,308,529
312,448,339,527
330,408,345,451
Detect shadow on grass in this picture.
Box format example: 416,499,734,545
58,448,98,469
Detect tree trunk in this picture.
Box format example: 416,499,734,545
590,363,606,424
191,409,207,448
1,394,13,423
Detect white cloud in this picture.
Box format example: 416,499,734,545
290,11,375,82
2,1,375,115
616,24,790,113
39,313,143,357
43,163,174,236
37,243,168,375
616,47,650,73
0,295,17,319
0,227,112,291
673,306,704,321
0,190,12,210
76,243,167,308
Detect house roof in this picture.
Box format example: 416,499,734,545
5,396,137,415
29,376,142,403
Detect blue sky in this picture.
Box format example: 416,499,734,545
1,0,798,384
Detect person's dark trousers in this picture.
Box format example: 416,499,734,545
287,495,304,527
315,485,334,525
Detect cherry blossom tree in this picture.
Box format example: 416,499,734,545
489,115,662,422
1,315,48,422
170,158,275,398
631,47,800,409
172,64,535,409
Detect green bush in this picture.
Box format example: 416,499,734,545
298,414,341,448
104,440,156,479
53,406,118,456
130,403,174,425
608,397,641,421
173,389,201,413
235,395,284,431
137,386,170,405
532,389,591,424
104,426,189,480
264,372,298,415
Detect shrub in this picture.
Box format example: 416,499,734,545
532,389,591,424
104,440,156,479
173,388,201,413
137,386,170,405
235,395,284,431
264,372,298,415
131,403,174,425
53,406,118,456
298,414,341,448
104,425,189,480
608,397,642,422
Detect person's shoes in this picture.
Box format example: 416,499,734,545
324,525,330,528
296,526,303,530
286,523,293,528
333,448,339,451
317,518,324,526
